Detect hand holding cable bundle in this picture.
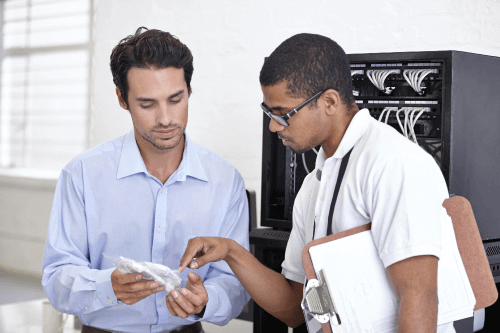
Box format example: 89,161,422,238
106,255,182,305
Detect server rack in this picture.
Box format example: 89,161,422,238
252,51,500,332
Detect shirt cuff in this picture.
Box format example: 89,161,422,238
381,243,441,268
95,267,118,308
185,284,219,322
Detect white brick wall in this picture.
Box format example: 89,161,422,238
2,0,500,275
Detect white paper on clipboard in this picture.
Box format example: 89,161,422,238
308,220,475,333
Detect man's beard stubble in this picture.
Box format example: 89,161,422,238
142,124,186,150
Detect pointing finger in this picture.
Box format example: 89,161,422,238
178,238,205,273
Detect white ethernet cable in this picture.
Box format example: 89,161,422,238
302,148,319,174
409,107,427,143
403,69,437,95
392,107,429,145
351,70,364,96
403,108,410,139
409,108,419,142
377,107,397,123
367,69,400,94
378,107,390,122
384,107,398,124
396,107,405,135
302,153,310,174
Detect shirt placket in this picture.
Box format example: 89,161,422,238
152,184,168,331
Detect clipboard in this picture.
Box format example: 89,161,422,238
301,196,498,333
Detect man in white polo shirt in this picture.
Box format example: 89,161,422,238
172,33,454,333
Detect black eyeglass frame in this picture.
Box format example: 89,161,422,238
261,90,325,127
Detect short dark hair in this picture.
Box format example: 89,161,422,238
110,27,193,107
259,33,355,108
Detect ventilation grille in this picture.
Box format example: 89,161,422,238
486,245,500,257
261,230,290,241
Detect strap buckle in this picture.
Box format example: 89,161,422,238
301,270,341,325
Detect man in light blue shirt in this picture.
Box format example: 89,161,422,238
42,27,249,333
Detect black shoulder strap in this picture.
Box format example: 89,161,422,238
312,147,353,240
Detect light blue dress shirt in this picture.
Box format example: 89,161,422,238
42,131,250,333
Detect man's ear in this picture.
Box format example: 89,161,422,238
322,89,341,116
116,88,128,110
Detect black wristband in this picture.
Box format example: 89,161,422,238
195,305,206,319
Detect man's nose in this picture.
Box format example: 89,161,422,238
268,118,285,133
156,103,170,125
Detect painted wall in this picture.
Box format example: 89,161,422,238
2,0,500,276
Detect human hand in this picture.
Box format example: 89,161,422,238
166,272,208,318
178,237,235,273
111,269,165,305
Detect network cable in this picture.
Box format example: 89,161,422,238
366,69,400,95
301,148,319,174
351,70,364,96
410,108,424,142
403,69,438,95
378,107,389,122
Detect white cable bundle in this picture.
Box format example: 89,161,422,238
105,255,182,292
403,69,436,95
351,69,364,76
378,107,398,124
366,69,399,94
392,107,427,144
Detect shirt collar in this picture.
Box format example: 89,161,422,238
117,130,147,179
116,130,209,182
315,108,371,170
182,133,209,182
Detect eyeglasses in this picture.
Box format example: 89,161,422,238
261,90,324,127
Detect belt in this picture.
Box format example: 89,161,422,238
82,322,203,333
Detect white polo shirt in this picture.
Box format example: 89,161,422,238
282,109,455,332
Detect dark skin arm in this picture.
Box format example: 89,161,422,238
178,237,305,328
387,255,439,333
179,238,438,330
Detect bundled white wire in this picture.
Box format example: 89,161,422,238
378,107,389,121
378,107,397,123
366,69,399,92
409,107,426,142
403,108,410,139
393,107,427,144
384,108,393,123
351,70,364,76
403,69,435,95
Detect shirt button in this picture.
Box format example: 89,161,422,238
158,227,162,233
155,325,159,329
158,301,162,306
326,173,332,180
161,188,164,193
85,306,88,310
108,299,113,304
117,304,121,307
320,194,325,201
